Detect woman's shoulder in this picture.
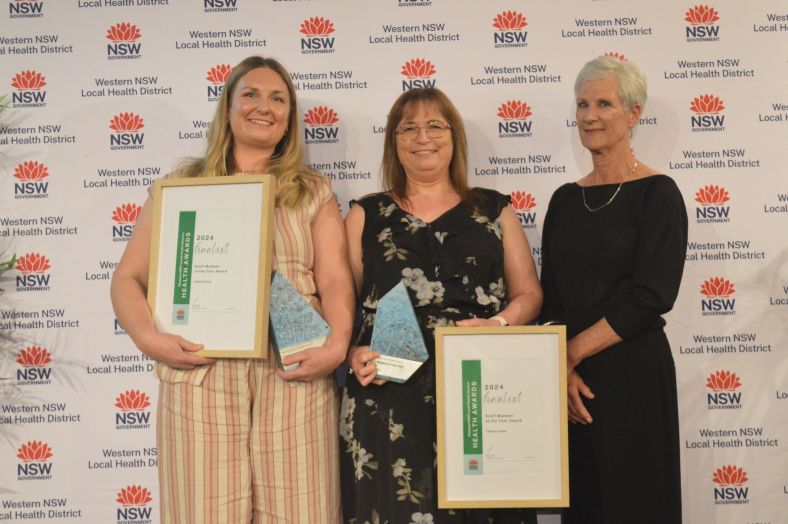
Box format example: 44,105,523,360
545,182,578,207
295,168,333,207
637,173,679,189
633,174,683,202
630,175,687,225
351,192,393,216
470,187,510,218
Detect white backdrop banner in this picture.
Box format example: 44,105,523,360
1,1,786,523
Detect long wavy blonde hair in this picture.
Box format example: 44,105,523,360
174,55,317,207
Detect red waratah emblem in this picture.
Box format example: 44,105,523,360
115,390,151,411
300,16,335,36
106,22,142,43
15,253,51,274
511,191,537,211
685,5,720,25
117,485,153,507
17,441,53,463
206,64,233,85
401,59,436,79
109,112,144,133
112,203,142,224
604,52,627,61
14,160,49,180
493,11,527,31
700,277,735,298
712,465,748,486
497,100,533,120
11,70,46,91
16,346,53,368
695,185,729,206
706,370,742,392
690,94,725,114
303,106,339,127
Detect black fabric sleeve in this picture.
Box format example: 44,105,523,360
471,187,511,219
538,185,568,324
603,176,688,339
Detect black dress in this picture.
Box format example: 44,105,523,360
340,190,537,524
540,175,687,524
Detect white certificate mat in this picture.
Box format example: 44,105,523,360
148,175,275,358
435,326,568,508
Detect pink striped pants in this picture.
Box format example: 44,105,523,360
155,357,340,523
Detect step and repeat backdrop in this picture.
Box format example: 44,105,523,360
1,1,786,522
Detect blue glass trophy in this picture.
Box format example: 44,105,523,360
370,281,429,383
269,271,329,371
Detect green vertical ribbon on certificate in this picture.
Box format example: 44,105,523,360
172,211,196,325
462,359,483,475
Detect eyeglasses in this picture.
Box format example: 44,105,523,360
395,121,451,142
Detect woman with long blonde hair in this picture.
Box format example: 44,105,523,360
111,55,354,523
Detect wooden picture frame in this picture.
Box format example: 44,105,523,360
435,325,569,508
147,175,276,358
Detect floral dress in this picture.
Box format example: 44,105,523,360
340,190,536,524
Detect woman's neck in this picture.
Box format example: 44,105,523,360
589,149,637,185
233,145,273,174
404,174,454,197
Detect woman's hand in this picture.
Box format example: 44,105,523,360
456,317,504,327
137,330,214,370
277,340,346,382
346,345,386,386
567,369,595,425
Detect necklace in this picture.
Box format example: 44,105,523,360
582,160,638,212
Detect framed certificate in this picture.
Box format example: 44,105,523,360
435,326,568,508
147,175,276,359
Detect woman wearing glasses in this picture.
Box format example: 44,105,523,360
338,88,542,523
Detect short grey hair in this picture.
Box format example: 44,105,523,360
574,55,647,111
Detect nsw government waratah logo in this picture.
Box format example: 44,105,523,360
300,17,335,54
9,0,44,19
11,70,47,109
110,112,145,150
304,106,339,145
511,191,537,230
204,0,238,13
112,204,141,242
701,277,736,316
16,346,53,385
401,58,436,91
695,185,730,223
13,160,50,200
498,100,533,138
685,5,720,42
106,23,142,60
706,370,742,410
116,485,153,523
492,11,528,48
206,64,232,101
15,252,51,292
115,390,151,430
712,465,749,504
690,94,725,132
17,441,53,481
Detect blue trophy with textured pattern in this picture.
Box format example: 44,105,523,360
269,270,330,371
370,281,429,383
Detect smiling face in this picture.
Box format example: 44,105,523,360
228,67,290,156
576,75,640,154
395,101,454,183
